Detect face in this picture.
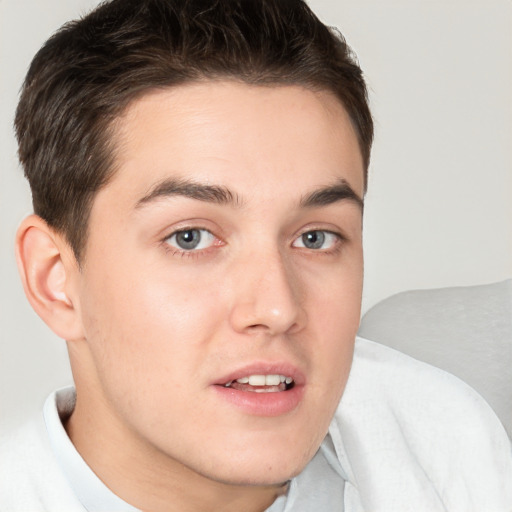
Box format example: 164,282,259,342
70,81,364,486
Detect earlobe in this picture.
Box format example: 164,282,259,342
15,215,84,341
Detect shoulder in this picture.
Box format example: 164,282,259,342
0,412,84,511
329,337,512,511
346,337,508,433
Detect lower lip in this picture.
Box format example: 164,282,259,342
212,385,304,417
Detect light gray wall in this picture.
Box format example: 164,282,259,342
1,0,511,430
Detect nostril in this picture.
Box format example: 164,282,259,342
247,323,267,330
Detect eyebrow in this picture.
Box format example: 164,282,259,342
135,178,242,208
299,178,364,210
135,176,363,211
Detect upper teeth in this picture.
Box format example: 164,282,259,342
235,374,293,386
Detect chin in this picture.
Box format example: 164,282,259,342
199,443,315,487
208,464,304,488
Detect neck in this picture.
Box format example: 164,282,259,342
65,393,288,512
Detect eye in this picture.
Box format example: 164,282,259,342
292,230,340,250
165,228,216,251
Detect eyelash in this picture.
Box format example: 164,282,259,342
292,230,345,253
161,227,345,258
162,227,221,258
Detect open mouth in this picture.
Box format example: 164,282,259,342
213,369,303,416
222,374,295,393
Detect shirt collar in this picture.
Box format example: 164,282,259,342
44,387,140,512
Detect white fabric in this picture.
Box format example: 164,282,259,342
331,338,512,511
358,279,512,437
43,389,139,512
1,337,511,511
269,436,346,512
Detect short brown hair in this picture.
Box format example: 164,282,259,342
15,0,373,262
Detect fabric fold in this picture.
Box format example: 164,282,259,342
331,337,512,511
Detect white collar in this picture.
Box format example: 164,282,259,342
44,387,140,512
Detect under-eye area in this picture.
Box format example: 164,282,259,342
221,374,295,393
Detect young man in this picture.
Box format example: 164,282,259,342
1,0,510,510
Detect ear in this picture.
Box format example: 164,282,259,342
15,214,84,341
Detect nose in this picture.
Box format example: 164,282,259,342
228,248,307,336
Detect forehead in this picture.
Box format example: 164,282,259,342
105,81,365,205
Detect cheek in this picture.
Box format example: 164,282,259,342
307,248,363,330
306,255,363,389
90,249,222,326
78,257,226,390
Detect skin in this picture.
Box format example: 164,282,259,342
17,81,365,512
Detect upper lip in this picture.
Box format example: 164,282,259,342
214,362,306,386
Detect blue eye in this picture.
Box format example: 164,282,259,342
166,229,215,251
293,230,339,250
